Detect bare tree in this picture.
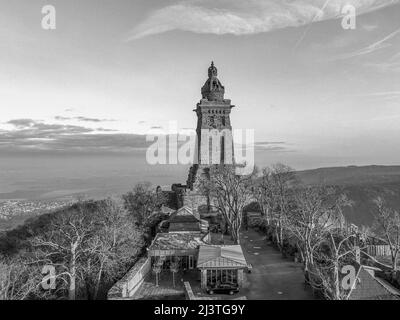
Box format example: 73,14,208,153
153,259,162,287
81,198,145,300
123,182,166,227
269,164,296,249
310,231,358,300
254,167,275,225
0,256,42,300
170,257,180,288
29,205,95,300
373,197,400,271
1,197,146,301
286,186,352,277
199,165,255,244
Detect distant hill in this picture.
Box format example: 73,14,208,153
2,165,400,232
296,165,400,227
297,165,400,186
0,200,74,232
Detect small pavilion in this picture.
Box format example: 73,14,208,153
197,245,248,289
148,232,209,270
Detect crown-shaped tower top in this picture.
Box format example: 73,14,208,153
201,61,225,101
208,61,218,78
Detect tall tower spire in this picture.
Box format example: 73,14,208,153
186,62,235,191
201,61,225,101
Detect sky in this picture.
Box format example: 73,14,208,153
1,0,400,174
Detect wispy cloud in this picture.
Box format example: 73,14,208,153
364,51,400,71
354,91,400,100
6,119,37,128
293,0,332,50
361,91,400,96
1,119,290,155
344,91,400,103
361,23,379,32
327,26,400,61
252,141,289,152
254,141,286,146
127,0,399,40
1,119,137,153
54,116,115,123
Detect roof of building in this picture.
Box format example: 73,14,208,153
148,232,206,252
169,222,201,232
197,245,248,269
374,277,400,297
347,264,400,300
169,206,200,223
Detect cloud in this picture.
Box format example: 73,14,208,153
4,119,94,138
254,141,286,145
1,119,290,156
0,133,150,155
6,119,37,128
1,119,186,154
364,91,400,96
1,119,133,153
353,91,400,101
54,116,115,122
54,116,70,121
253,141,288,152
361,23,379,32
364,51,400,72
366,61,400,72
75,116,115,123
41,134,149,152
127,0,399,40
328,26,400,61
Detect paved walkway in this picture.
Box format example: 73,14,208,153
240,229,315,300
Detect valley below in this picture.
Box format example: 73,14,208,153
1,164,400,231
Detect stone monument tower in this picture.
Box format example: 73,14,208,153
184,62,236,210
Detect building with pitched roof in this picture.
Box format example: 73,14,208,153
148,205,210,270
168,206,201,233
347,265,400,300
147,205,248,292
148,232,209,270
197,245,248,289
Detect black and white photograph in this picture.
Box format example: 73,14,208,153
1,0,400,305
